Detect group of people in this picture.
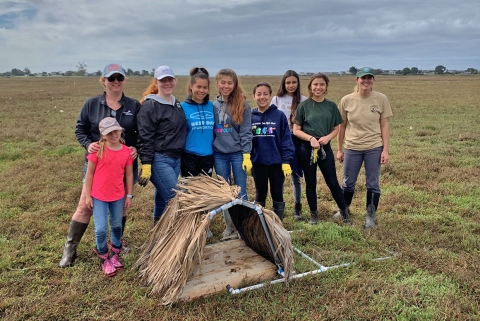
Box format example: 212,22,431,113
58,63,392,277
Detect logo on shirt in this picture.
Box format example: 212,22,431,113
370,106,379,113
190,111,214,120
123,110,133,116
252,124,276,136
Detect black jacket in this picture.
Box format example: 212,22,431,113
137,95,187,164
75,92,140,154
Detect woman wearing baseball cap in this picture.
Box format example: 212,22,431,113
336,67,393,228
137,66,187,225
59,63,141,268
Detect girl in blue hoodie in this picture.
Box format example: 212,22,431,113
180,67,215,177
251,82,295,220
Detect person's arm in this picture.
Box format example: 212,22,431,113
84,160,96,209
293,123,320,149
336,120,347,163
318,125,339,145
124,165,134,209
380,118,390,164
239,101,253,153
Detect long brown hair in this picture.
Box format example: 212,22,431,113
276,70,302,124
215,68,245,125
140,78,158,104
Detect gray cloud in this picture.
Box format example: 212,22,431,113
0,0,479,74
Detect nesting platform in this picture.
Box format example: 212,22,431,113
180,238,278,301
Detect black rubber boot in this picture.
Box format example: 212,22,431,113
59,220,89,268
121,216,127,237
308,211,319,225
341,207,351,224
273,201,285,221
293,202,302,221
343,190,354,207
365,190,380,229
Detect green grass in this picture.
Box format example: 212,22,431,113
1,75,479,320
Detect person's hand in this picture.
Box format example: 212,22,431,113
85,195,93,209
124,198,132,209
128,146,138,159
87,142,100,154
138,164,152,187
337,150,344,163
282,164,292,177
242,154,252,175
309,136,320,149
318,136,330,145
380,151,389,164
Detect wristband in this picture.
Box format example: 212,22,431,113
126,194,134,199
309,136,315,141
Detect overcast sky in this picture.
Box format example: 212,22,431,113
1,0,479,75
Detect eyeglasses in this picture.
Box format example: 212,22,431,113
107,74,125,82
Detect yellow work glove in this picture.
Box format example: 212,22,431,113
138,164,152,187
242,154,252,175
310,148,318,165
282,164,292,177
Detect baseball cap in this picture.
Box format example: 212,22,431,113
99,117,123,135
103,63,126,78
356,67,375,78
154,66,175,80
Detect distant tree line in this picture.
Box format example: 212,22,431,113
348,66,478,75
0,62,156,77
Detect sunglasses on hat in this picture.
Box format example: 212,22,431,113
107,74,125,82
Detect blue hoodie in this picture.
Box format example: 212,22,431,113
181,94,214,156
251,104,295,165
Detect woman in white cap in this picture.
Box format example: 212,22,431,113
137,66,187,225
59,63,140,268
337,67,393,228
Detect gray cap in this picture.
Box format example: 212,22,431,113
103,63,126,77
154,66,175,80
99,117,123,135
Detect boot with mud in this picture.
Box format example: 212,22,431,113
292,202,302,221
59,220,89,268
308,210,319,225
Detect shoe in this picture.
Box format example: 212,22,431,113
273,201,285,221
293,203,302,221
109,246,124,270
332,210,342,220
94,250,116,277
308,211,319,225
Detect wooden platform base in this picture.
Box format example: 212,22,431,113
180,238,277,301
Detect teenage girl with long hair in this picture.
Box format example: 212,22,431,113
213,68,253,237
271,70,307,220
293,73,349,225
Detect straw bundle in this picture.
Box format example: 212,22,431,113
134,175,293,304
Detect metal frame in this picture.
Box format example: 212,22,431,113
207,199,393,296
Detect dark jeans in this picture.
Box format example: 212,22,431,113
181,152,214,177
298,141,345,212
252,163,285,203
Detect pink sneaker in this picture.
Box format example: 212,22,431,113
94,249,117,277
109,246,124,270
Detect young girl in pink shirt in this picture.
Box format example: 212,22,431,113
84,117,134,277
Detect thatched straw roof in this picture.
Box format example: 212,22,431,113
134,175,294,305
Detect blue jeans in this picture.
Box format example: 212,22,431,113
342,147,383,194
150,152,180,220
92,197,124,254
213,151,248,200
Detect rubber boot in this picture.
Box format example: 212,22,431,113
109,245,123,270
59,220,89,268
364,190,380,229
272,201,285,221
308,211,319,225
341,207,351,225
293,202,302,221
222,209,235,238
333,190,354,221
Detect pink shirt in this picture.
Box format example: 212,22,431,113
87,145,133,202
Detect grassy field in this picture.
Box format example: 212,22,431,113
0,74,479,320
